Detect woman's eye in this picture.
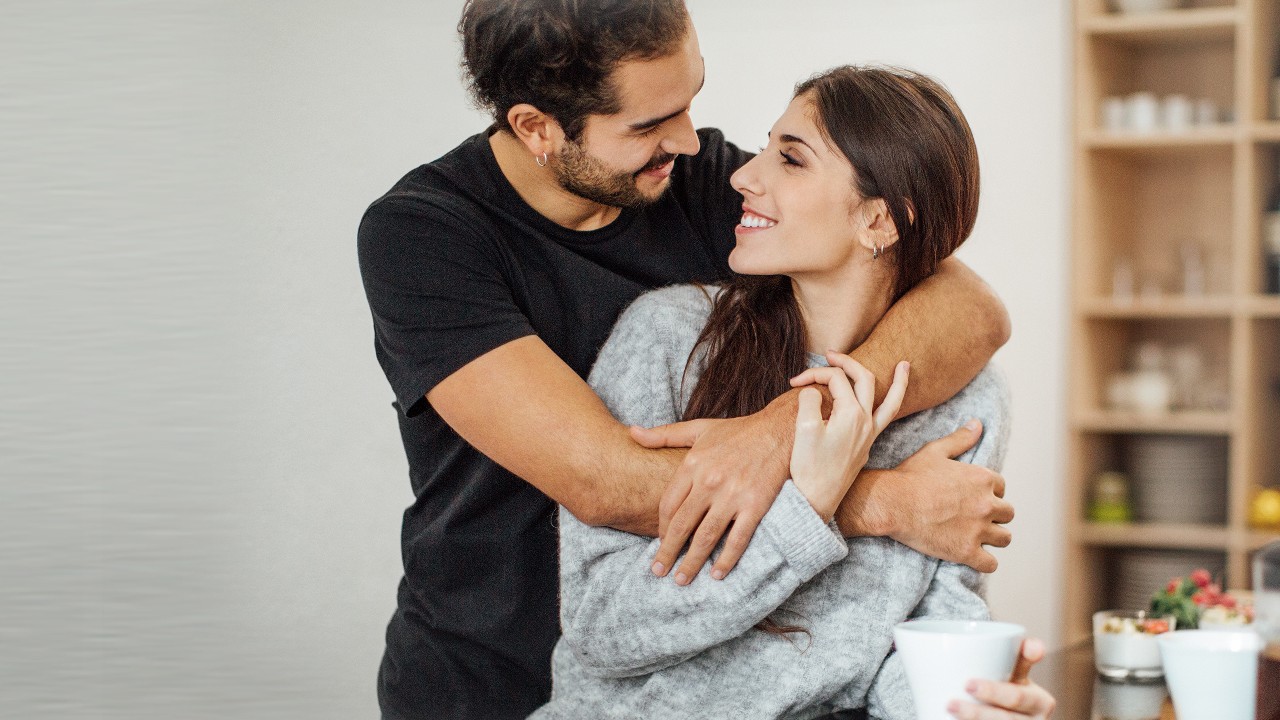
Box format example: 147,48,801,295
780,150,801,166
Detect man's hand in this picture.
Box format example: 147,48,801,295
948,638,1056,719
839,419,1013,572
629,397,793,585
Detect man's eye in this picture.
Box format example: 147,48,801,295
637,125,661,137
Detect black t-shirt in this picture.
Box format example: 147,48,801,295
357,127,749,719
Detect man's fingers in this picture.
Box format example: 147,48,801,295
709,512,762,580
990,497,1015,525
991,471,1007,499
652,499,707,578
873,361,911,430
673,510,733,585
968,548,998,574
984,523,1013,549
656,476,693,553
923,419,983,459
630,419,713,449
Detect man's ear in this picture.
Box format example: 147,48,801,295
859,197,901,253
506,104,564,160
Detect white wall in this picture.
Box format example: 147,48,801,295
35,1,1071,717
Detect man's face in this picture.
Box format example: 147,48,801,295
554,27,705,209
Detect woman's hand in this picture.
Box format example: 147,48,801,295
947,638,1056,719
787,355,909,521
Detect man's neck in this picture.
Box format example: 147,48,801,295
488,131,623,232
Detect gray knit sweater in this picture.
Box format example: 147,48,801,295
529,284,1010,720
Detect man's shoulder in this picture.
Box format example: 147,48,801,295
365,132,492,219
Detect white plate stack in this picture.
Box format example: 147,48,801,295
1124,435,1228,524
1108,550,1227,611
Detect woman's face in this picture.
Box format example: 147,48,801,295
728,93,865,279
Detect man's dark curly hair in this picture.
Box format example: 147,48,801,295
459,0,690,141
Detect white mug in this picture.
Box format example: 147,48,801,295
1161,94,1193,131
1127,92,1160,133
893,620,1025,720
1156,630,1262,720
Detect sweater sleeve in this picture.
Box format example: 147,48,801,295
560,286,849,679
845,365,1011,720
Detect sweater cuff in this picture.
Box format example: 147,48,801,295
758,480,849,582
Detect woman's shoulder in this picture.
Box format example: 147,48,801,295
615,283,721,339
870,363,1010,470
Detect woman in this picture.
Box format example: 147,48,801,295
530,66,1053,720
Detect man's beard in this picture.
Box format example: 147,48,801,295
555,139,676,209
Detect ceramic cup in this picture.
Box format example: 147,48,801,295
1102,96,1128,131
893,620,1025,720
1156,630,1263,720
1161,94,1193,132
1127,92,1160,133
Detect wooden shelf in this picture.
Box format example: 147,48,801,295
1249,531,1280,550
1253,123,1280,142
1065,0,1277,647
1074,409,1233,434
1078,522,1229,550
1082,6,1239,44
1079,296,1235,318
1083,127,1238,151
1248,296,1280,317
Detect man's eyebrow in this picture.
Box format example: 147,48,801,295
626,68,707,131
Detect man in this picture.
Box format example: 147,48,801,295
358,2,1019,718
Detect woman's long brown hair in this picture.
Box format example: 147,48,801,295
681,66,980,638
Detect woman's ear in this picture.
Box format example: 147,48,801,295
858,198,901,253
505,103,564,161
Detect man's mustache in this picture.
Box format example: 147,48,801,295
638,153,677,174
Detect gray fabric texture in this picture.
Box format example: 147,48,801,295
529,284,1010,720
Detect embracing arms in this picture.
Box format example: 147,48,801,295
426,257,1010,567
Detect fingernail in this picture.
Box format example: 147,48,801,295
965,679,978,693
675,572,688,585
651,562,664,576
901,360,910,372
964,418,980,432
711,568,725,580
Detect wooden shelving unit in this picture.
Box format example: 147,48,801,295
1065,0,1280,645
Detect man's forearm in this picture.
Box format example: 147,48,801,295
849,257,1009,416
584,431,685,535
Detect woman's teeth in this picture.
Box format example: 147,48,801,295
739,213,777,228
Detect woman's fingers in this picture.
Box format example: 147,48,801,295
824,352,874,418
874,361,910,430
952,681,1056,719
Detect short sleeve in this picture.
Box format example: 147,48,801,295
357,199,534,416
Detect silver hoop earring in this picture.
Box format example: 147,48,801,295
535,152,548,167
871,244,882,260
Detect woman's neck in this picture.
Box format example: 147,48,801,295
792,267,895,357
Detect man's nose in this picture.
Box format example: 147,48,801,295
661,112,700,157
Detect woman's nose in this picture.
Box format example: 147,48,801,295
730,154,764,197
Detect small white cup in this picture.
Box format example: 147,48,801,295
893,620,1025,720
1161,94,1194,132
1156,630,1263,720
1127,92,1160,133
1194,98,1219,125
1102,96,1128,131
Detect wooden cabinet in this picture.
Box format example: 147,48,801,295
1066,0,1280,644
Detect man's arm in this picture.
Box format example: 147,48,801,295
848,257,1011,415
426,335,679,534
641,257,1012,579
